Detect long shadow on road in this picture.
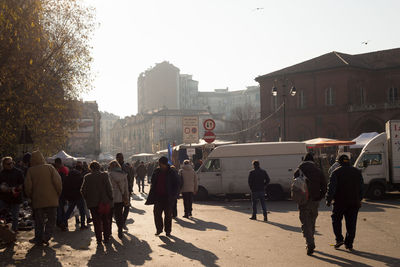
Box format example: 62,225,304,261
313,250,400,267
159,235,219,267
174,217,227,232
87,233,152,267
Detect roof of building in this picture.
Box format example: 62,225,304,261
256,48,400,81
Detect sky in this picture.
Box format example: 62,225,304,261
82,0,400,118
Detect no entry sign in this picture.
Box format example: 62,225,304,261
203,131,216,143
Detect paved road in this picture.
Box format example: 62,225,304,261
1,188,400,267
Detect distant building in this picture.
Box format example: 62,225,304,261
110,109,211,155
138,61,181,114
67,101,101,157
256,48,400,142
100,111,119,153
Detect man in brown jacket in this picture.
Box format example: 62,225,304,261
25,151,62,246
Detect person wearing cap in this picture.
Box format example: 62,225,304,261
294,152,327,256
145,156,180,237
326,154,364,251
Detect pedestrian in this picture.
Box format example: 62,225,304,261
326,154,364,251
108,160,129,239
145,156,180,237
54,158,69,229
116,153,134,230
81,161,113,244
248,160,270,221
62,163,87,230
0,157,24,232
328,153,342,177
147,162,155,183
25,151,62,246
136,161,147,193
294,152,327,255
179,160,198,218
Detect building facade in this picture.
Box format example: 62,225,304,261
100,111,119,153
67,101,101,157
110,109,211,155
256,48,400,142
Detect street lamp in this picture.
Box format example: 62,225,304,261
271,78,296,141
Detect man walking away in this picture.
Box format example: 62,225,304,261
248,160,270,221
25,151,62,246
116,153,133,231
326,154,364,251
136,161,147,193
146,157,179,237
294,153,327,255
179,160,198,218
0,157,24,232
63,163,87,230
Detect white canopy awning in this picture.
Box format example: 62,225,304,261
350,132,379,149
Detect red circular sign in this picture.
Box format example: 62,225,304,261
203,119,216,131
203,131,216,143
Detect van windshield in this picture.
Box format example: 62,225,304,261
201,159,221,172
357,153,382,168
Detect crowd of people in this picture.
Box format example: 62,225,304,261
1,149,364,257
249,152,364,256
0,151,198,246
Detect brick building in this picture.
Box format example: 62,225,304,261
255,48,400,141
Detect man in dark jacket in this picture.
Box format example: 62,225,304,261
294,153,327,255
326,154,364,251
62,164,87,230
0,157,24,232
147,156,179,236
248,160,270,221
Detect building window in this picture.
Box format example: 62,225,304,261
359,88,366,105
325,88,335,106
388,87,398,103
298,90,306,109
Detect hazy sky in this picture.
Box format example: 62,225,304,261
83,0,400,117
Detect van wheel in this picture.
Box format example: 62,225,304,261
194,187,208,201
367,184,385,200
266,184,284,201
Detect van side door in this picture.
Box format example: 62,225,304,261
198,158,222,194
358,153,385,182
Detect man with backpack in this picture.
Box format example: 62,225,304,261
293,153,327,255
248,160,270,221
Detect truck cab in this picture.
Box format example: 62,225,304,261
354,133,388,199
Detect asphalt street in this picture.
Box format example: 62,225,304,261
1,187,399,267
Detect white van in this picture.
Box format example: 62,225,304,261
196,142,307,200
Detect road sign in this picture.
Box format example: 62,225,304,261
186,148,196,157
203,119,216,131
203,131,216,143
182,116,199,144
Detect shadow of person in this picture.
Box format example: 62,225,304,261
129,206,146,215
311,251,370,267
346,249,400,266
159,235,219,267
51,227,94,251
174,217,227,232
265,220,322,235
0,243,17,265
87,233,152,267
16,245,62,267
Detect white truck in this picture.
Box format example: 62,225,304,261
354,120,400,199
196,142,307,200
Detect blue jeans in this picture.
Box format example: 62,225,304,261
34,207,57,243
251,191,267,216
57,197,66,225
0,200,19,231
63,198,86,227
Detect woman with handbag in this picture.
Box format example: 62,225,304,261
108,160,129,239
81,161,113,244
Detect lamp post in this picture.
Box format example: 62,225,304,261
272,79,296,141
